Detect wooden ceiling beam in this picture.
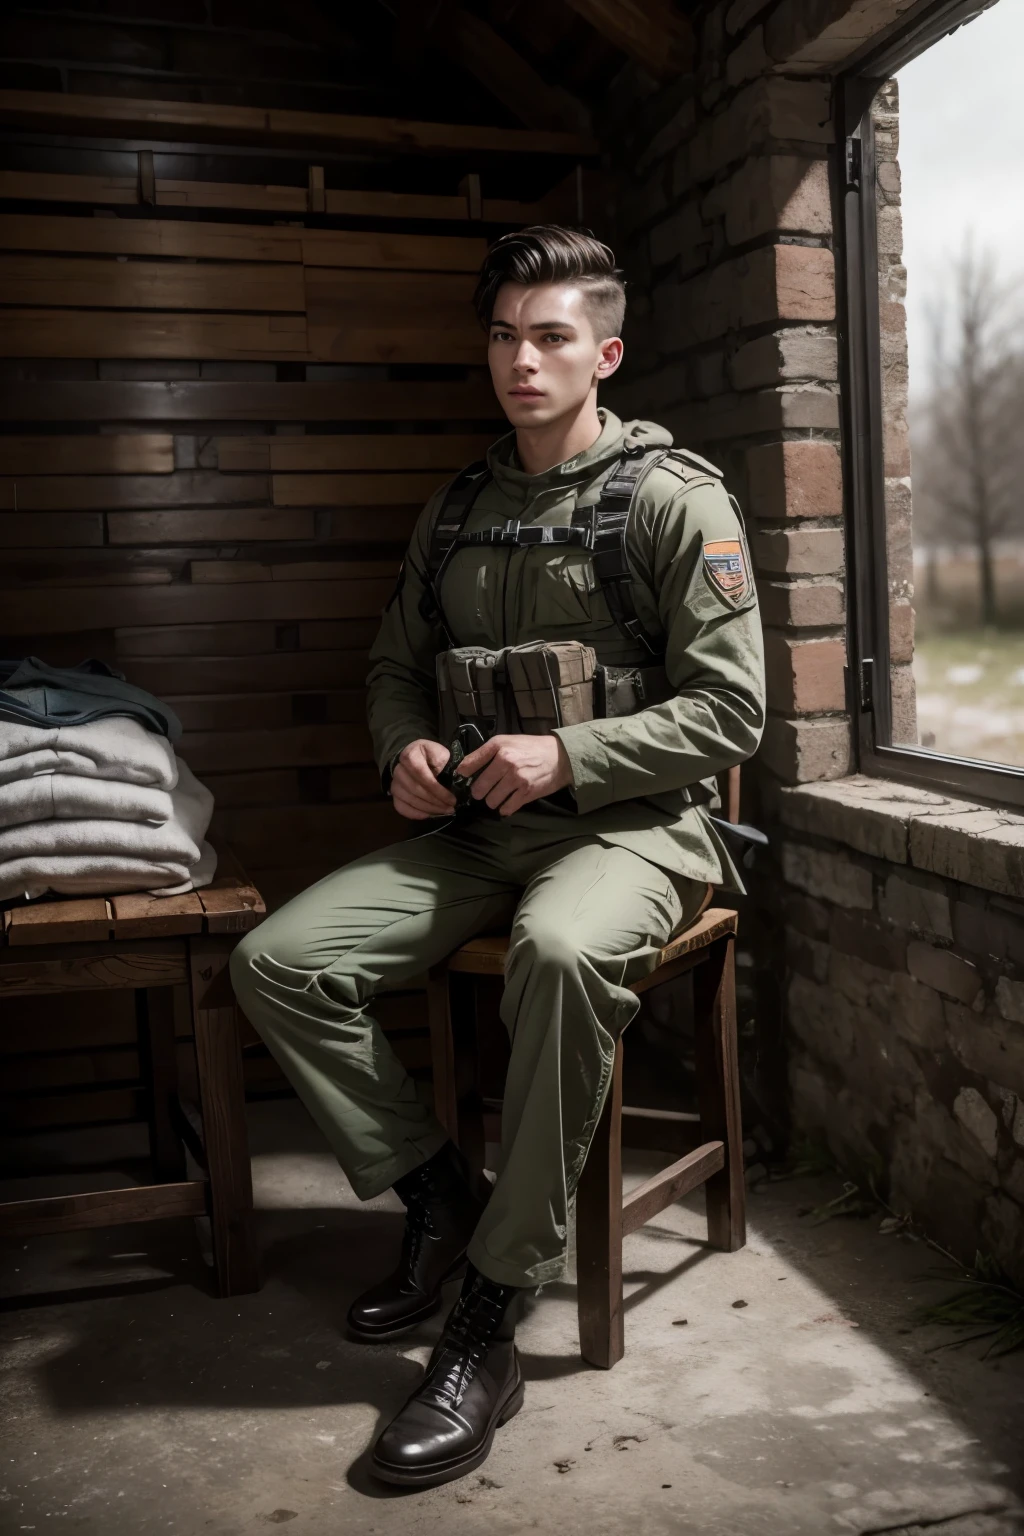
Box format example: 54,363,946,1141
560,0,694,80
0,88,596,159
445,9,591,135
382,0,589,136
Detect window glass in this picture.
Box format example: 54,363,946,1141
882,0,1024,765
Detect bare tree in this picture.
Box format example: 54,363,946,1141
913,242,1023,626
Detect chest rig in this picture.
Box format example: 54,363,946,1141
418,441,668,662
413,443,767,856
415,442,674,813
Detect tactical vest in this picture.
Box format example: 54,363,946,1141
419,441,715,654
413,442,767,853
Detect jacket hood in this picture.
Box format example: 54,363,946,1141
485,409,673,506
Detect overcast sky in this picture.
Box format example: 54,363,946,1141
896,0,1024,399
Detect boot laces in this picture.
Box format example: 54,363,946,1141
398,1167,440,1271
431,1286,507,1406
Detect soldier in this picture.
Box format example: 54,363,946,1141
230,225,765,1488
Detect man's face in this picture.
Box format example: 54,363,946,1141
486,281,622,429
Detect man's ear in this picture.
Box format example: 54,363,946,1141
595,337,624,380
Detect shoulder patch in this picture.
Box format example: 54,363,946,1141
703,538,751,606
667,447,724,481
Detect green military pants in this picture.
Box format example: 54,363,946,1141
229,816,707,1288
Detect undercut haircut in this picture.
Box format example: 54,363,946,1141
473,225,626,341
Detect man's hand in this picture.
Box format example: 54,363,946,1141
390,739,457,821
457,733,573,817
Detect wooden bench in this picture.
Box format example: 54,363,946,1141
0,852,265,1297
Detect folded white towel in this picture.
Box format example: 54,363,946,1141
0,717,178,790
0,839,218,900
0,760,215,901
0,774,174,829
0,760,211,864
156,839,217,895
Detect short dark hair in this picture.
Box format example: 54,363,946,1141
472,225,626,341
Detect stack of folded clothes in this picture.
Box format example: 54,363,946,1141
0,656,217,902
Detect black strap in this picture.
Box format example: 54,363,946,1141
419,460,492,643
458,522,590,548
420,445,666,657
583,445,665,657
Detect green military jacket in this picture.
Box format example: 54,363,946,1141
366,408,765,891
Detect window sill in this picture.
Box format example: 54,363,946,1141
779,774,1024,900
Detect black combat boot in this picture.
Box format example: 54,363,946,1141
347,1141,491,1341
370,1265,523,1488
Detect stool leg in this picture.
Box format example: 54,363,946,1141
450,971,486,1179
428,965,487,1178
693,934,746,1252
576,1040,624,1369
136,985,186,1184
427,964,459,1140
188,934,259,1296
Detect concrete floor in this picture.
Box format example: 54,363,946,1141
2,1098,1023,1536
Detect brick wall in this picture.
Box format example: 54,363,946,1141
600,0,1024,1284
605,5,854,788
781,778,1024,1286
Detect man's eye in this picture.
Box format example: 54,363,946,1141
543,333,566,343
491,330,514,342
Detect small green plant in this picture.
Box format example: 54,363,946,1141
918,1252,1024,1359
785,1138,1024,1360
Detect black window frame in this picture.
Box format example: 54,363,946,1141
836,0,1024,809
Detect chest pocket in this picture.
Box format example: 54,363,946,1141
435,548,503,645
518,549,602,630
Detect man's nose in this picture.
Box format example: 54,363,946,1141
513,344,539,372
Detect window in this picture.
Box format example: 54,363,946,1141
840,0,1024,806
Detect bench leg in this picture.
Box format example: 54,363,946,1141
576,1040,624,1369
694,934,746,1252
188,934,259,1296
136,985,187,1184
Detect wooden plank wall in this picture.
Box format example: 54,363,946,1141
0,68,584,1165
0,211,506,907
0,211,504,1165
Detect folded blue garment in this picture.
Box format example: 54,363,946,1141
0,657,182,742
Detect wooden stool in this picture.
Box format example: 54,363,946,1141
427,905,744,1368
0,851,265,1298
